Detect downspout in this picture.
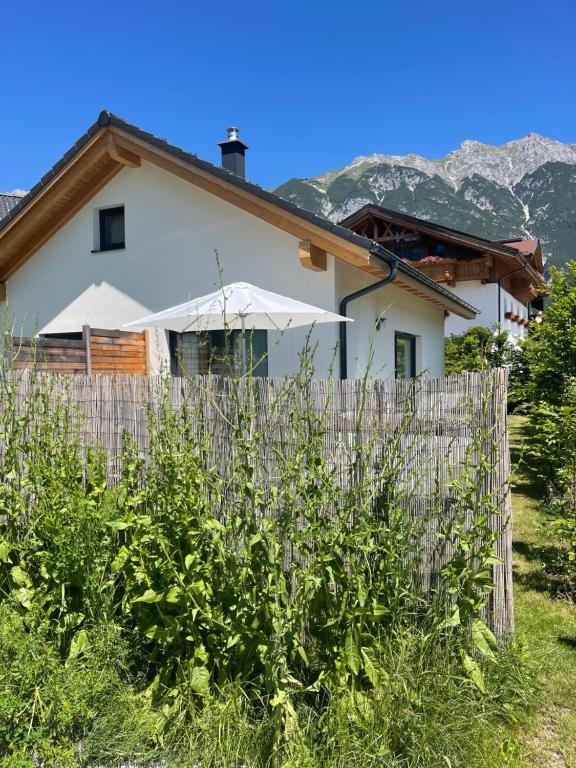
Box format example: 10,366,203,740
497,265,525,324
339,244,399,379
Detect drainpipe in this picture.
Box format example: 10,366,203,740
339,244,399,379
497,265,525,324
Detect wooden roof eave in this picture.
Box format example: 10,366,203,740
0,131,141,281
394,272,477,319
532,244,544,273
0,127,386,284
106,131,478,318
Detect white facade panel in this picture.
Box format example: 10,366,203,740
444,280,528,338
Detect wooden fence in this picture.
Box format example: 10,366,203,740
6,327,149,375
4,368,513,636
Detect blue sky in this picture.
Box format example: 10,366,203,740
2,0,575,192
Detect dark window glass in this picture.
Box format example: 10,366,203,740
395,332,417,379
209,330,268,377
99,206,125,250
170,330,268,377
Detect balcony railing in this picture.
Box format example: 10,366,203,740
410,258,491,285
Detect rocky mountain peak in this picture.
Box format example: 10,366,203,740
274,133,576,268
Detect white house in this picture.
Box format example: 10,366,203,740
0,112,477,379
341,206,545,339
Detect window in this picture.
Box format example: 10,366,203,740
395,332,417,379
170,330,268,377
99,206,125,250
169,332,209,376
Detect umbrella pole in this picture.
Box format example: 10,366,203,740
241,314,247,374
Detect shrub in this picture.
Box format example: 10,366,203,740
444,325,521,376
523,262,576,407
522,263,576,583
0,606,161,767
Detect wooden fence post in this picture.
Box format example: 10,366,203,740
144,329,151,375
82,325,92,375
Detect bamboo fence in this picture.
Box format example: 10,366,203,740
6,367,513,635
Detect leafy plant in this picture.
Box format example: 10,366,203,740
521,263,576,584
445,325,519,377
523,262,576,407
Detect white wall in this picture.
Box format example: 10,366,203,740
444,281,528,339
6,160,446,378
335,261,446,378
499,287,529,338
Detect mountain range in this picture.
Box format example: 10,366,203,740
274,134,576,268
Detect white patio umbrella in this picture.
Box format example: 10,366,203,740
123,282,352,371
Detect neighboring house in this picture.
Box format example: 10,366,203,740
0,190,26,220
0,112,477,379
340,205,545,338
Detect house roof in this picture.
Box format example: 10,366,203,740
0,192,26,220
0,111,477,319
498,238,543,271
500,238,539,256
340,204,544,284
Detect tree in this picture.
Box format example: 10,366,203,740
523,263,576,583
445,325,518,376
523,262,576,406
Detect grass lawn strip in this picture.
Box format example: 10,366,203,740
510,415,576,767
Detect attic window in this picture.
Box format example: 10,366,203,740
99,206,125,251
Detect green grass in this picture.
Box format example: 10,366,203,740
510,414,576,767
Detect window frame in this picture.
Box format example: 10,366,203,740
98,206,125,251
394,331,417,379
169,329,268,378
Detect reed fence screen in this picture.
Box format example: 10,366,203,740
7,367,513,635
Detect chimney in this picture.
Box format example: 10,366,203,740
218,127,248,178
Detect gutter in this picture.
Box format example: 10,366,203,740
395,259,477,318
339,244,399,379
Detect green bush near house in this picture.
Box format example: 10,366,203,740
523,262,576,408
445,325,526,408
521,262,576,585
445,326,495,375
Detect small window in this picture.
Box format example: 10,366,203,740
395,332,417,379
99,206,125,250
170,330,268,377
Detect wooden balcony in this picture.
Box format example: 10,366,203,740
411,258,492,286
